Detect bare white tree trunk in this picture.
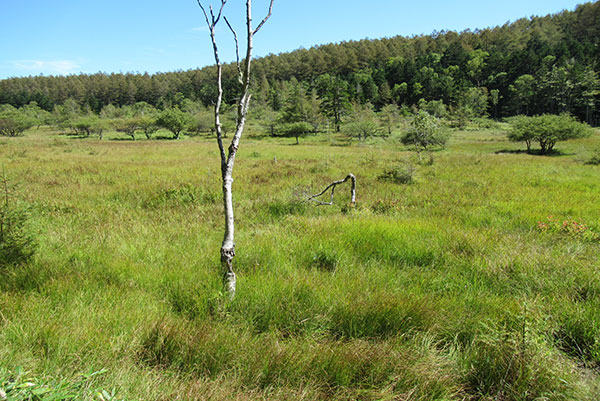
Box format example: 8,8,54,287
197,0,274,299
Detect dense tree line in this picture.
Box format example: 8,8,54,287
0,2,598,124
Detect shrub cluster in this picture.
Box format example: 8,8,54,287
586,148,600,165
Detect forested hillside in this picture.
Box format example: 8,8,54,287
0,1,598,123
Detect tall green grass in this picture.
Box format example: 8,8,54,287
0,127,598,399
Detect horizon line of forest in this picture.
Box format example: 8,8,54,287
0,1,598,125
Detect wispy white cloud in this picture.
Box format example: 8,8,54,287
13,60,81,75
144,47,166,55
191,26,208,32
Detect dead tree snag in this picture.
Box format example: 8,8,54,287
196,0,274,299
308,174,356,206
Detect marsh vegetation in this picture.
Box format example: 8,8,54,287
0,121,598,399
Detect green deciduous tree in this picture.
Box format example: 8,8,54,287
577,66,600,125
507,115,537,152
344,103,382,141
92,118,110,140
70,116,99,137
466,49,489,87
186,106,214,136
401,110,448,156
22,102,52,128
139,116,159,140
0,108,34,137
115,117,142,140
278,121,313,144
156,108,191,139
459,87,489,119
508,114,592,154
509,75,536,115
132,101,157,117
418,99,448,118
378,104,400,136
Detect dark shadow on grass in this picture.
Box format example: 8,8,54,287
111,137,137,141
61,134,90,140
0,263,48,293
330,141,352,147
495,149,574,157
153,135,178,140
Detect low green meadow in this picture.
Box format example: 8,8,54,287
0,125,599,400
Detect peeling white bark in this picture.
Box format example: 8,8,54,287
308,174,356,206
198,0,274,299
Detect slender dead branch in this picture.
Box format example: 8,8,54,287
253,0,275,34
308,174,356,206
224,16,242,82
196,1,211,26
197,0,227,162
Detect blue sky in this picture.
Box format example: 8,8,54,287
0,0,586,79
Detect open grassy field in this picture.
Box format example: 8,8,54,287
0,125,599,400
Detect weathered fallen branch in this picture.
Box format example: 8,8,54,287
308,174,356,206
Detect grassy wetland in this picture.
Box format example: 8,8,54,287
0,123,599,400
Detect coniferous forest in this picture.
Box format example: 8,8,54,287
0,1,598,125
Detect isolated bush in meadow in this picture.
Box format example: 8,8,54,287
186,110,213,136
378,160,415,184
277,121,314,144
401,110,449,156
586,148,600,165
508,114,592,154
378,104,401,136
70,116,97,137
0,174,36,269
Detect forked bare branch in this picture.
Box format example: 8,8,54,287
196,0,228,162
196,0,227,27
